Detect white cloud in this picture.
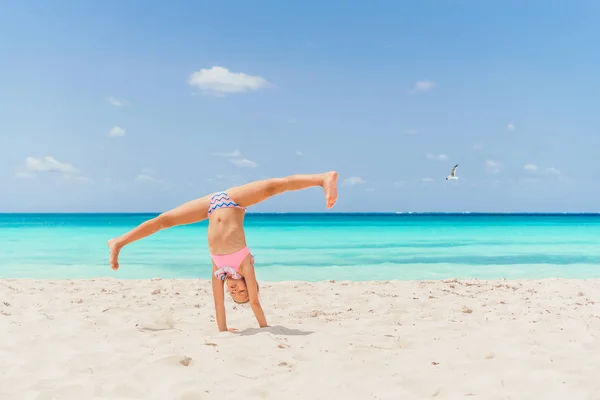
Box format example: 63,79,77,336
108,126,125,137
213,149,257,167
524,164,538,171
19,156,91,182
188,66,273,95
404,129,419,135
365,187,375,192
524,164,561,176
393,180,407,187
65,175,93,184
343,177,367,186
420,177,434,183
485,160,502,174
136,174,158,183
26,156,77,173
507,123,515,131
15,172,34,179
136,168,163,183
107,97,128,107
229,158,258,168
213,149,242,158
472,143,483,151
426,154,449,161
410,80,435,94
296,151,304,156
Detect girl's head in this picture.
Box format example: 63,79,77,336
226,277,259,304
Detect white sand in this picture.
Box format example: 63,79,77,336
1,278,600,400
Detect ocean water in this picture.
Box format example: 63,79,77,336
1,213,600,281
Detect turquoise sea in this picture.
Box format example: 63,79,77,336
1,213,600,281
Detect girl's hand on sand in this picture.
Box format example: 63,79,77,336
228,328,238,333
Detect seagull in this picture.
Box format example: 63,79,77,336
446,164,459,180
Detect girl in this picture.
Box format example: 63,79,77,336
108,171,338,332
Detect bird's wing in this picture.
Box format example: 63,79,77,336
450,164,458,176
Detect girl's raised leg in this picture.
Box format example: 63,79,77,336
226,171,338,209
108,194,212,270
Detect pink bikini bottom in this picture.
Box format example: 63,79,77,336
211,246,254,281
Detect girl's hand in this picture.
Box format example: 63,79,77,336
228,328,239,333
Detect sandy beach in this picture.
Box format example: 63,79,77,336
1,278,599,400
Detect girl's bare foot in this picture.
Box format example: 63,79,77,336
323,171,338,208
108,238,121,270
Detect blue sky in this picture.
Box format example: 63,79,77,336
1,0,599,213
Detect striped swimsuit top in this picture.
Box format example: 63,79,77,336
207,192,246,216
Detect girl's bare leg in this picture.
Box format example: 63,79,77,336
108,194,212,270
226,171,338,209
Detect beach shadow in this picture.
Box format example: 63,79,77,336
236,325,314,337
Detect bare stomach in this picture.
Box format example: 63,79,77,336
207,208,247,254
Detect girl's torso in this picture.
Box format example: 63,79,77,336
207,206,247,255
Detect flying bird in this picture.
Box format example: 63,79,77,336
446,164,459,180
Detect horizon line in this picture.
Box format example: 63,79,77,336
2,212,600,215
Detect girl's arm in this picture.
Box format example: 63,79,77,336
211,266,229,332
244,263,268,328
